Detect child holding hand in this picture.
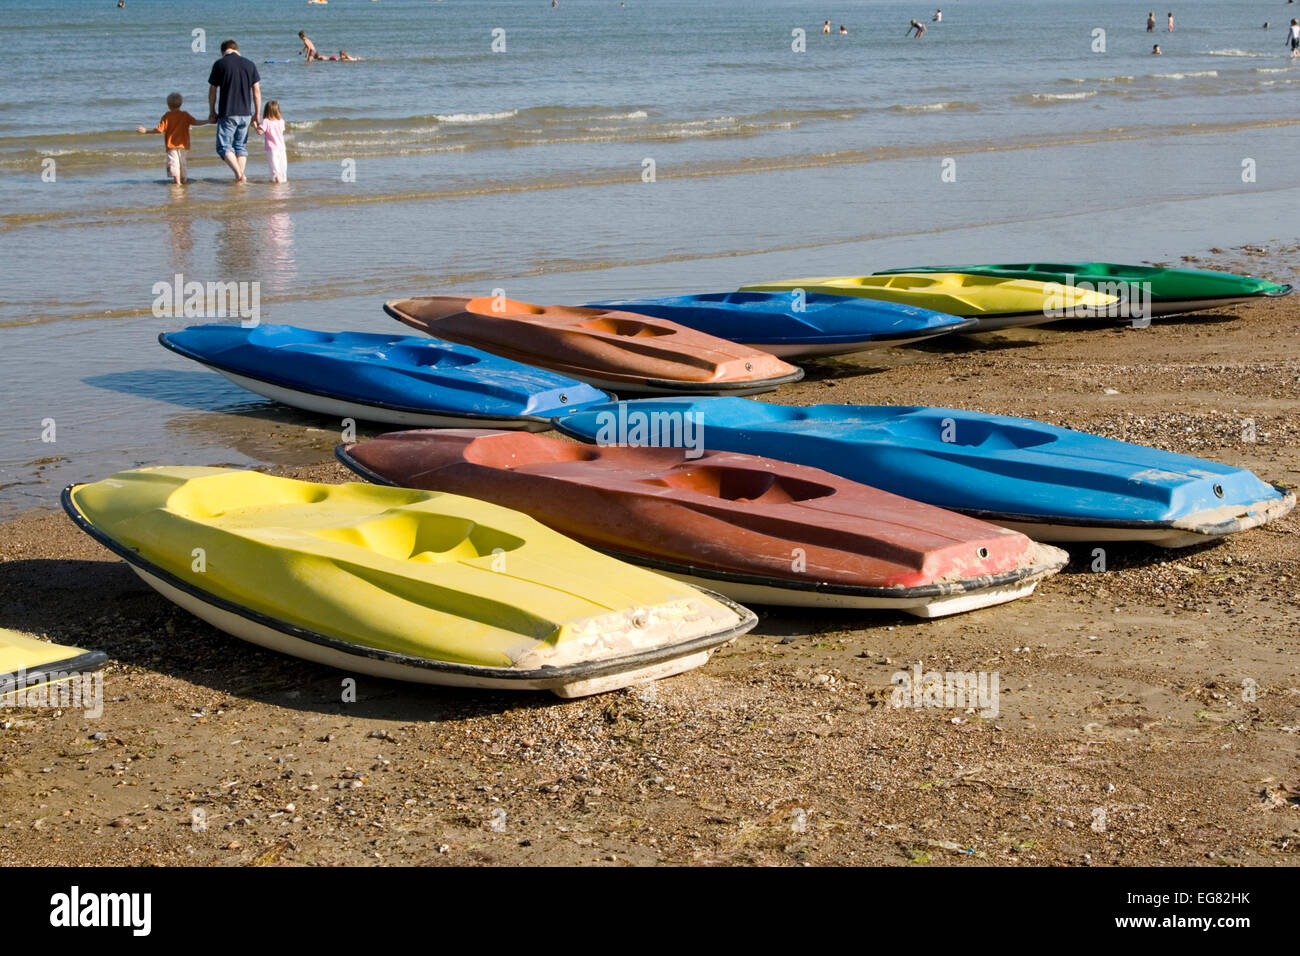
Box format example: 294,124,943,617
137,92,209,185
257,101,288,183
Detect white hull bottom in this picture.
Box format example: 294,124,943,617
131,567,716,698
995,519,1217,549
657,568,1048,618
217,370,548,431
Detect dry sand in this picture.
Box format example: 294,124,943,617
2,251,1298,866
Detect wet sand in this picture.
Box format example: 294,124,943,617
1,260,1297,866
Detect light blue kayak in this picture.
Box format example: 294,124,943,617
551,397,1294,547
160,324,612,430
585,291,976,357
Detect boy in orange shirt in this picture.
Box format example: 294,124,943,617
136,92,210,185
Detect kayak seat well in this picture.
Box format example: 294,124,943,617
161,472,424,520
576,318,674,337
377,345,479,369
650,466,836,504
308,512,525,563
891,418,1058,450
464,435,602,468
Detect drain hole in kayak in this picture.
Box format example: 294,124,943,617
977,547,989,559
1213,484,1224,498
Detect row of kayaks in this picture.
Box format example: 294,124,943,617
61,396,1293,696
156,261,1292,429
26,260,1291,701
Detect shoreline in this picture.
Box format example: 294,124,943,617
2,254,1297,866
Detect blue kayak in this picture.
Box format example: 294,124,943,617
552,397,1294,547
586,291,976,358
159,325,613,429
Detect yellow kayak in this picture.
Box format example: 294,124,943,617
62,468,754,697
0,628,106,702
741,273,1120,331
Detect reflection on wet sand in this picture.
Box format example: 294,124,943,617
261,202,297,298
164,189,194,274
215,204,261,282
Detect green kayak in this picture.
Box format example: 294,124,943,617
873,262,1291,317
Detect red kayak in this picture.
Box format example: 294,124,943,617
383,295,804,395
336,429,1067,617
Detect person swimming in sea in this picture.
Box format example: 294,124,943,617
1152,44,1162,54
338,50,360,61
822,20,831,34
932,9,942,22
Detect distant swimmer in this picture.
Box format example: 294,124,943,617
1289,19,1300,57
1264,23,1270,30
1146,12,1155,31
822,20,831,34
839,24,847,34
932,9,942,22
1152,44,1162,55
1167,12,1174,31
907,19,926,38
298,31,325,62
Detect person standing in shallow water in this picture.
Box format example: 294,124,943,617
207,39,261,183
1147,12,1155,31
1167,12,1174,31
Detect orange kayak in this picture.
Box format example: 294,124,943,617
384,295,804,395
337,428,1067,617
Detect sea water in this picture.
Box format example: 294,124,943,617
1,0,1297,514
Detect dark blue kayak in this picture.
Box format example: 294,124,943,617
552,397,1294,547
586,291,976,358
160,324,612,429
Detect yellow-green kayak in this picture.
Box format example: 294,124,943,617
741,272,1119,331
63,468,755,697
0,628,106,702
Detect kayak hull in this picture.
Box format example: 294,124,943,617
586,291,977,357
0,629,107,701
128,565,721,697
159,325,611,427
740,273,1119,331
210,367,564,430
337,429,1068,616
646,561,1054,617
873,262,1293,316
62,468,757,697
551,398,1295,548
385,295,804,394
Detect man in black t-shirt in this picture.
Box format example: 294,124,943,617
207,39,262,182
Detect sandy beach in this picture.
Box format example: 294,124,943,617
3,248,1296,867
